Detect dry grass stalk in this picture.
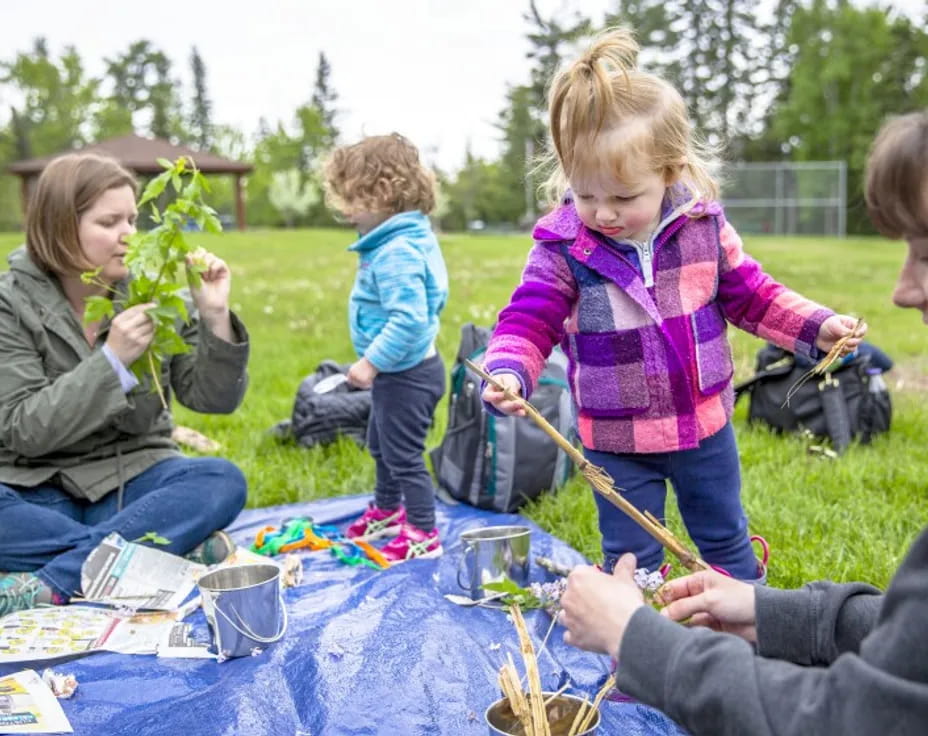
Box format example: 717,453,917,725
543,682,571,706
511,604,551,736
500,653,533,734
468,360,708,572
571,674,615,735
498,604,608,736
782,317,865,407
566,697,589,736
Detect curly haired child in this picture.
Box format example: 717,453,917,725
323,133,449,562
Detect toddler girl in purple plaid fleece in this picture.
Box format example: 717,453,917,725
482,27,865,582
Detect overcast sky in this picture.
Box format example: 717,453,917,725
1,0,923,172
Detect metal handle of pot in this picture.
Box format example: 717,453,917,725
456,542,475,591
216,593,289,644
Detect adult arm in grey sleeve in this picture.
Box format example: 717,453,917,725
754,581,882,665
616,527,928,736
0,300,129,456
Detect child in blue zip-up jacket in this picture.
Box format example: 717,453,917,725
323,133,449,562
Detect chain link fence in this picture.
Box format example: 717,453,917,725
720,161,847,237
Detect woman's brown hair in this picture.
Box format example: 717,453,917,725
865,111,928,239
26,153,137,274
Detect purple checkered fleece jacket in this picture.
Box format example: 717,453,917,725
485,197,834,454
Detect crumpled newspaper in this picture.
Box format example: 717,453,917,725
42,668,78,698
171,425,221,453
282,554,303,588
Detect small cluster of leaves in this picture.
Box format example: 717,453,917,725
133,531,171,545
83,157,222,406
481,577,548,611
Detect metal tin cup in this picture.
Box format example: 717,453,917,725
457,525,531,600
485,692,600,735
197,563,288,660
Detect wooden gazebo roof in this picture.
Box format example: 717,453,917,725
9,134,254,229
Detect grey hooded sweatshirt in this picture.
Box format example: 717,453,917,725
618,526,928,735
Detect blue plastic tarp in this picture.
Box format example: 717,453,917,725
1,495,688,735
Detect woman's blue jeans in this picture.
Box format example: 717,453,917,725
0,456,247,597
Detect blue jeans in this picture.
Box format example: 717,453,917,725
0,457,247,597
588,422,759,579
368,354,446,530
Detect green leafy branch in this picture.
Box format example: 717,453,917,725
83,157,222,408
483,579,544,610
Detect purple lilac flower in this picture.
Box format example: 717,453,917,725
634,567,665,592
529,578,568,606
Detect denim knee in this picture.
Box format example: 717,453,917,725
0,484,18,506
210,458,247,515
187,457,248,522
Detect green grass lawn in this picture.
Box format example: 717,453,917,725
2,229,925,590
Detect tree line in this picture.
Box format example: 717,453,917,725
1,0,926,234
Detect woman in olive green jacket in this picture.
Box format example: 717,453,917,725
0,153,250,617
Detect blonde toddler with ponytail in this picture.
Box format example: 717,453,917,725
481,27,865,582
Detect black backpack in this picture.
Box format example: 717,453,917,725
734,343,891,453
429,323,576,512
274,360,372,448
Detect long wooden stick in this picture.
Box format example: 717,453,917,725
468,360,708,572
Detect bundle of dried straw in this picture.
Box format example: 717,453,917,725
783,317,866,407
497,603,614,736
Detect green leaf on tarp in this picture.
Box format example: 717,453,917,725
134,531,171,545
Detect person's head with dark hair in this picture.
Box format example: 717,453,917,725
25,153,138,280
865,110,928,321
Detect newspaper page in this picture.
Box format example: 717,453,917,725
0,669,72,733
0,606,212,664
79,533,205,610
102,615,212,659
0,606,116,664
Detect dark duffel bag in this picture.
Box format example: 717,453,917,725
734,343,891,453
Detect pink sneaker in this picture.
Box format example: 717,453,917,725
346,503,407,541
380,523,443,563
708,535,771,583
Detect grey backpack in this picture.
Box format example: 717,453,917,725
430,323,575,513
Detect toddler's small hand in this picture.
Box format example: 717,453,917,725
347,357,378,389
481,373,526,416
816,314,867,355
